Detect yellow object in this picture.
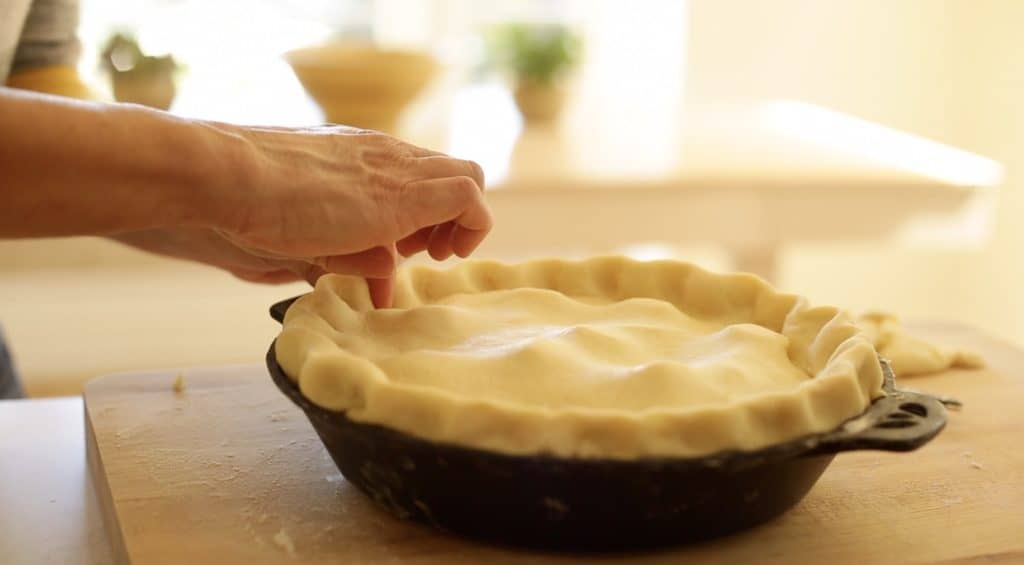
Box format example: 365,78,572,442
172,374,186,393
110,72,175,110
5,65,97,100
284,43,437,133
513,79,567,124
858,312,985,377
277,257,884,459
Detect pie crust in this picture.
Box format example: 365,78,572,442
275,257,885,459
858,312,985,377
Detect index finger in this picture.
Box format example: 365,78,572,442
409,156,486,191
399,176,493,238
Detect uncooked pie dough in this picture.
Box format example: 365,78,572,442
276,257,891,459
857,312,984,377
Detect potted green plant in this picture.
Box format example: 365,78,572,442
100,33,179,110
487,23,581,124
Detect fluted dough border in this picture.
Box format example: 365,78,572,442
275,257,885,459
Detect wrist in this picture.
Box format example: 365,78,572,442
88,104,241,233
170,118,263,233
0,89,261,238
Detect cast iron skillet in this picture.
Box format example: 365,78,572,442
266,296,947,551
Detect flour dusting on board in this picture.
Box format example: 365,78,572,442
273,528,296,557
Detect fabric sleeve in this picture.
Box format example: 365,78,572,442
10,0,80,73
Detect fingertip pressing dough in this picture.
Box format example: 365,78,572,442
275,257,891,459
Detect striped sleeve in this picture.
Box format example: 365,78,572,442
11,0,80,73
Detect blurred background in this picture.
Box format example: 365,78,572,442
1,0,1021,397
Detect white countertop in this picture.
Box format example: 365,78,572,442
0,397,113,565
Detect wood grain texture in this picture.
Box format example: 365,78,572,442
84,325,1024,564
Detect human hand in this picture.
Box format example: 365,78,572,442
200,124,492,307
110,228,327,285
0,91,489,299
112,227,411,285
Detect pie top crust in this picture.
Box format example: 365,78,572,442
275,257,884,459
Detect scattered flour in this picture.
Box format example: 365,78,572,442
273,528,296,557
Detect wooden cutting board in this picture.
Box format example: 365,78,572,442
85,324,1024,564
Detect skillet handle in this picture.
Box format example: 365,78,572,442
269,295,306,324
810,359,948,455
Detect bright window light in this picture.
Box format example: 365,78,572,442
567,0,687,179
760,100,1004,187
446,83,522,186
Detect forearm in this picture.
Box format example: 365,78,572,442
0,87,250,237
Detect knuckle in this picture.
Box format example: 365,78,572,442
465,160,485,185
451,176,479,196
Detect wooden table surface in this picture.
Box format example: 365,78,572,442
2,323,1023,564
